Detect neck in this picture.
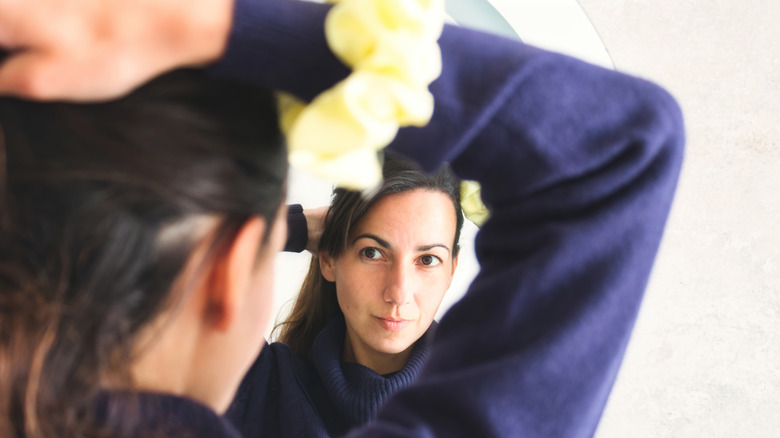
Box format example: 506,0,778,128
128,307,197,397
341,332,414,375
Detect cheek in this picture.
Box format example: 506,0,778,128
416,293,439,316
333,266,356,310
335,280,363,313
334,263,377,311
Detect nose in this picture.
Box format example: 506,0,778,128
383,262,414,306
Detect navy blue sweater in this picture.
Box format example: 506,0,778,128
108,0,685,436
225,317,436,437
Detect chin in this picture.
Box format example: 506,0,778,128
377,344,411,356
371,334,417,356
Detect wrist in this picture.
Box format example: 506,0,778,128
284,204,308,253
208,0,350,99
178,0,235,66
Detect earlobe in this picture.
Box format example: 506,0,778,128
205,217,267,332
319,252,337,282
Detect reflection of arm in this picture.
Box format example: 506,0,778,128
212,1,684,436
284,205,328,253
210,0,348,101
284,204,307,253
363,27,684,437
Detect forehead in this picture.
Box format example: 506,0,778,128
350,189,457,247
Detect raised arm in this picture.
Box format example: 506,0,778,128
357,28,684,437
284,205,327,253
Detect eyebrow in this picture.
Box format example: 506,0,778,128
352,234,451,254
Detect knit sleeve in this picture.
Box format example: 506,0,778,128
284,204,308,253
208,0,349,102
210,2,685,436
352,27,685,437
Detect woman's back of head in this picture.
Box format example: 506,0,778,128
0,69,286,437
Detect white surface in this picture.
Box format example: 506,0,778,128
447,0,613,68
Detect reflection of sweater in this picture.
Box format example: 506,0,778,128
225,317,435,437
283,204,308,253
106,0,684,436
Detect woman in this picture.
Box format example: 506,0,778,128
227,154,464,436
0,0,685,436
0,69,289,436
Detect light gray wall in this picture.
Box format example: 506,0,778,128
579,1,780,437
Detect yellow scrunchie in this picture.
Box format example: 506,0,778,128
279,0,445,190
461,180,490,227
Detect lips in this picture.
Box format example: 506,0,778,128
375,316,411,332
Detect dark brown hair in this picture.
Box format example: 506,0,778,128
276,153,463,357
0,70,286,437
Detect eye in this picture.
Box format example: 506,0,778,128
360,247,383,260
418,254,442,266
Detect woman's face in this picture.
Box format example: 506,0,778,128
321,189,458,372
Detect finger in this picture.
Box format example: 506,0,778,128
0,51,64,100
0,0,27,18
0,0,43,47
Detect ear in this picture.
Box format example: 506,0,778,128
319,252,337,283
205,217,267,332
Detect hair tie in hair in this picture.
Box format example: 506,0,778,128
279,0,445,190
461,180,490,227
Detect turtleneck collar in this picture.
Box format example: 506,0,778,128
308,316,436,425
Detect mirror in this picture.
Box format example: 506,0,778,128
271,0,614,333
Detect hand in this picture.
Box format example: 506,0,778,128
303,207,328,254
0,0,233,101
